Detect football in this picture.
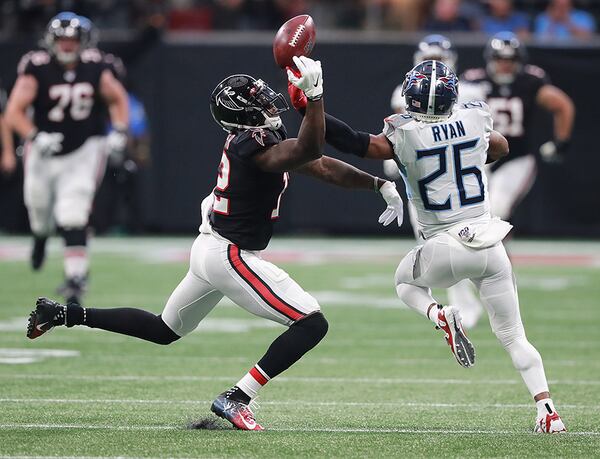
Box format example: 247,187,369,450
273,14,316,69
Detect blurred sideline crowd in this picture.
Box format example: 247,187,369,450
0,0,597,40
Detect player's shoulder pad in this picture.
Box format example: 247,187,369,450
17,50,51,75
459,100,490,112
383,113,414,130
461,67,486,82
80,48,104,64
230,128,284,158
101,52,126,80
524,64,547,80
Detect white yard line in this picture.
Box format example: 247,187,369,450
0,423,598,436
0,398,597,410
2,373,600,385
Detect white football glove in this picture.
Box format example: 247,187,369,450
287,55,323,101
106,128,128,165
539,139,569,164
378,180,404,227
32,131,63,157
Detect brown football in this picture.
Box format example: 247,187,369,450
273,14,316,69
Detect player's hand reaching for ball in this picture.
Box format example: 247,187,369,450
378,181,404,227
287,56,323,102
287,68,308,111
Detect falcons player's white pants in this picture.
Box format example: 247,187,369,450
487,154,537,220
161,232,321,336
395,233,549,397
23,136,107,234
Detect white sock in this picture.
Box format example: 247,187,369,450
64,246,89,279
536,398,556,418
236,365,270,400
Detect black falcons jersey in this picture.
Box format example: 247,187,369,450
209,127,289,251
18,48,123,155
461,65,549,167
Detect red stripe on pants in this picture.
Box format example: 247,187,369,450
228,245,303,321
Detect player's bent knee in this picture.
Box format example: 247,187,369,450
153,315,181,345
503,337,542,371
292,312,328,343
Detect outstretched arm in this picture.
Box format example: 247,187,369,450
295,155,404,226
296,155,386,190
288,77,395,160
253,56,325,172
486,130,509,164
536,84,575,162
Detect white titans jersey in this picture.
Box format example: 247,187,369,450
383,101,493,238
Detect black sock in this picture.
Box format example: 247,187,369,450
69,306,180,345
225,386,251,405
256,312,328,378
66,303,85,327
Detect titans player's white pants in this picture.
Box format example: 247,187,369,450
161,232,321,336
487,154,537,220
395,233,549,397
23,136,107,234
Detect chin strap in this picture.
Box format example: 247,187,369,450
221,113,282,132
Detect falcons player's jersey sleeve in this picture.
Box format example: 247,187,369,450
229,127,286,160
523,65,549,95
101,52,126,81
17,50,51,78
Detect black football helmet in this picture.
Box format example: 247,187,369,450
402,60,459,123
484,31,526,84
210,74,289,132
413,34,457,70
44,12,97,64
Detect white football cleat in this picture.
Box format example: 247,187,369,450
534,411,567,433
437,305,475,368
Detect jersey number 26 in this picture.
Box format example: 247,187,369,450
417,139,485,211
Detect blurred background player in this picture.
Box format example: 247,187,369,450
5,12,129,304
461,32,574,225
0,81,16,178
385,34,484,329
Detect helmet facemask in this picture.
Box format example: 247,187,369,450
44,13,97,65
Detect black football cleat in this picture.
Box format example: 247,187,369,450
26,297,67,340
31,236,47,271
211,392,264,431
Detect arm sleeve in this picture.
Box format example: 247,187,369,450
323,113,371,157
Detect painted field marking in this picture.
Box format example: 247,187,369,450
0,398,598,410
0,423,598,436
2,373,600,386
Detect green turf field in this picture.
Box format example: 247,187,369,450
1,236,599,458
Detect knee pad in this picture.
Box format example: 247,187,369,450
293,312,328,342
503,336,542,372
395,247,421,285
55,193,93,228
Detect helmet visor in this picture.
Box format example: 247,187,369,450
250,80,289,116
